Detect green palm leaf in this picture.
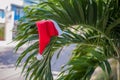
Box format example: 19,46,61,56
14,0,120,80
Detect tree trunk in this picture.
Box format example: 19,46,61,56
117,59,120,80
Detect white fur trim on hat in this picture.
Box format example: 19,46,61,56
50,20,63,36
36,54,44,60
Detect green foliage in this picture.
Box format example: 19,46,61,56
58,44,111,80
15,0,120,80
0,25,5,40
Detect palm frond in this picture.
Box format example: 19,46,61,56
14,0,120,80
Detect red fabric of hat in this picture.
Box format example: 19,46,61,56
36,20,62,60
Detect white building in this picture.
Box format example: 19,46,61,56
0,0,24,45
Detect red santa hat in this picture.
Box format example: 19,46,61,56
36,20,63,60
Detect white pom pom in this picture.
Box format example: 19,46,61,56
36,54,44,60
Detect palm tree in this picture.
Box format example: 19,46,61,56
14,0,120,80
